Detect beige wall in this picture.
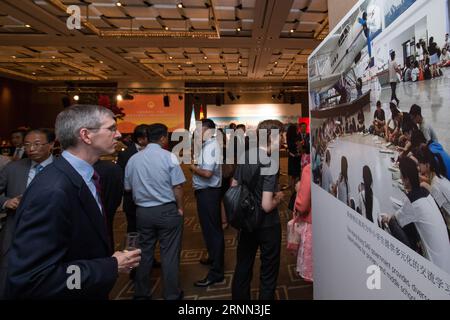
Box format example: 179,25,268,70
327,0,358,31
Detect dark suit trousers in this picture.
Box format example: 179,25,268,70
195,187,224,281
134,203,183,300
232,224,281,300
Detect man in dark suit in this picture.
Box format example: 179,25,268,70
9,129,27,161
0,128,55,299
6,105,141,299
117,124,149,233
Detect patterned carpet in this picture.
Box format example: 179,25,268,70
109,157,313,300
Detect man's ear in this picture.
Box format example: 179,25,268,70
79,128,92,145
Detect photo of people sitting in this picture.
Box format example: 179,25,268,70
312,99,450,272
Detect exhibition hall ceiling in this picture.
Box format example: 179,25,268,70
0,0,328,82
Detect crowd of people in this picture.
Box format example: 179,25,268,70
398,34,450,84
0,105,313,300
312,99,450,273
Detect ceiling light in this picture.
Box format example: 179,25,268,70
238,60,242,64
290,29,295,33
51,56,56,59
177,3,183,8
12,56,16,59
99,60,103,64
169,56,173,60
73,95,79,101
41,65,45,68
208,65,211,68
32,72,36,75
178,64,181,68
269,71,273,75
116,1,122,6
274,61,278,65
116,94,123,101
236,27,241,32
164,26,169,31
203,56,208,60
25,24,31,28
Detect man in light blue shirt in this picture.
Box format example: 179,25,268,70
190,118,224,287
125,123,185,300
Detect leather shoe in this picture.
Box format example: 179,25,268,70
199,257,213,265
194,277,224,287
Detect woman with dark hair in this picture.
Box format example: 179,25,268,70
416,145,450,228
412,130,450,180
381,157,450,273
385,102,401,144
358,166,381,225
334,156,350,205
287,124,301,191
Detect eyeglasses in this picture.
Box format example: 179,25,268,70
24,142,49,149
87,124,118,133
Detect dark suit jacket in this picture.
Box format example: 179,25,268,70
6,156,118,299
117,143,137,171
93,160,124,248
116,143,138,214
0,158,32,298
10,147,27,160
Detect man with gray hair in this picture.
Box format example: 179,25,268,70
6,105,141,299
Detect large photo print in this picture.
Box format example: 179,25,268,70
310,0,450,298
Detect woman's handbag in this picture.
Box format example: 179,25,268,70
287,217,301,253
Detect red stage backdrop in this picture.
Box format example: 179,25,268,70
117,94,184,133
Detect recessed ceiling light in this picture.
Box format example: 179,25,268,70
290,29,295,33
51,56,56,59
269,71,273,75
208,65,211,68
41,65,45,68
73,95,79,101
164,26,169,30
238,60,242,64
236,27,241,32
177,3,183,8
178,64,181,68
25,24,31,28
99,60,103,64
32,72,36,75
12,56,16,59
203,56,208,60
116,1,122,6
274,61,278,65
169,56,173,60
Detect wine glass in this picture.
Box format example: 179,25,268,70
124,232,140,251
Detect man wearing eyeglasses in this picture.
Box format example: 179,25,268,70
0,128,55,299
5,105,141,299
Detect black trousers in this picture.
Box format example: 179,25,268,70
195,187,224,281
232,224,281,300
390,82,399,103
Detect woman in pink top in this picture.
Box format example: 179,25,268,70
294,163,313,282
